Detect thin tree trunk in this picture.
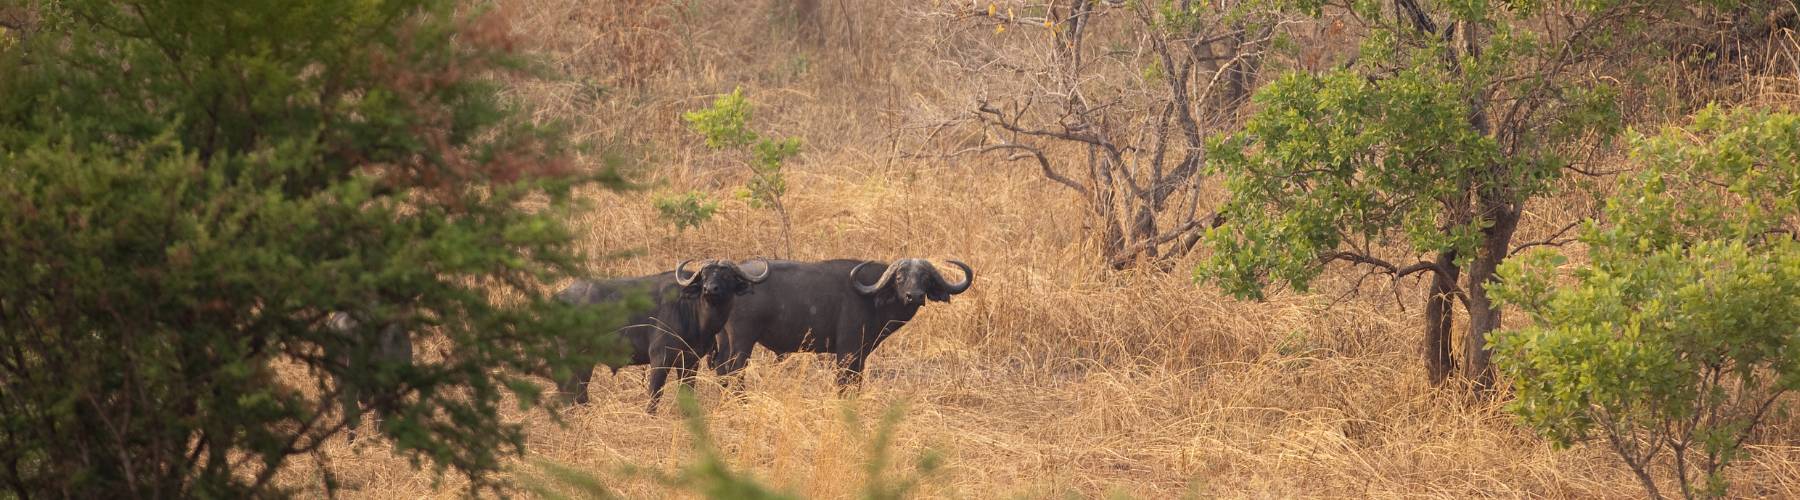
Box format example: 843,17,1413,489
1101,216,1125,268
1424,250,1460,385
774,200,795,258
1132,206,1157,259
1461,202,1520,391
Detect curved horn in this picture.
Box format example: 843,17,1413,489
933,260,974,294
729,259,771,283
850,260,902,296
673,259,700,286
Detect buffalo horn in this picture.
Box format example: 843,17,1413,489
850,260,903,296
729,259,771,283
933,260,974,294
674,259,703,286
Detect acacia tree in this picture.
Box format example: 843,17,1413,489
1197,0,1737,388
1494,107,1800,499
0,0,624,496
928,0,1283,269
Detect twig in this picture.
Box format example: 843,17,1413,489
1508,220,1582,257
975,101,1124,159
1328,266,1384,308
1318,251,1403,274
1103,212,1225,268
1564,164,1633,177
947,143,1091,198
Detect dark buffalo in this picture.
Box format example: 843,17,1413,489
711,258,972,385
555,259,769,412
326,311,413,440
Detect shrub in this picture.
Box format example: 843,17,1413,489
683,87,802,255
1494,107,1800,499
654,190,722,232
0,0,626,496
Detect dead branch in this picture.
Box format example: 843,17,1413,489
976,101,1124,159
1103,211,1226,268
1328,265,1388,309
1508,220,1583,257
950,142,1091,198
934,0,1286,270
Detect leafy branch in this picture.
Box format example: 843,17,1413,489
684,87,801,256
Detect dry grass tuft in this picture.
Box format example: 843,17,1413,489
288,1,1800,498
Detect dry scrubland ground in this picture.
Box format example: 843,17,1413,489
300,1,1800,497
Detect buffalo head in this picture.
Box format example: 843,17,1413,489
675,259,771,300
849,259,973,306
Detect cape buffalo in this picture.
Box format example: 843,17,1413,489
326,311,413,440
555,259,769,412
711,258,972,385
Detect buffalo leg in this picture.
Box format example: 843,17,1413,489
379,323,412,373
340,380,366,442
342,323,413,441
712,332,755,390
370,323,412,420
558,363,596,406
708,333,731,374
646,347,699,413
645,351,672,413
833,351,868,388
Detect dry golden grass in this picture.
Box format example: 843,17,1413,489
291,1,1800,498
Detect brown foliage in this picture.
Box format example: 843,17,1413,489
362,7,575,200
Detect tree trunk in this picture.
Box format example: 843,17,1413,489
1132,206,1157,259
1424,250,1461,385
773,199,796,258
1461,202,1521,391
1101,216,1126,269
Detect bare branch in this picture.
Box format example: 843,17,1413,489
1319,248,1446,283
1508,220,1583,256
1319,251,1402,274
1395,260,1442,279
1564,163,1633,177
948,142,1091,198
1104,212,1225,268
1394,0,1441,35
1327,266,1385,309
975,101,1124,159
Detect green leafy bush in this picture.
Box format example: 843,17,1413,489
683,87,801,254
1494,107,1800,499
654,190,722,232
0,0,626,496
